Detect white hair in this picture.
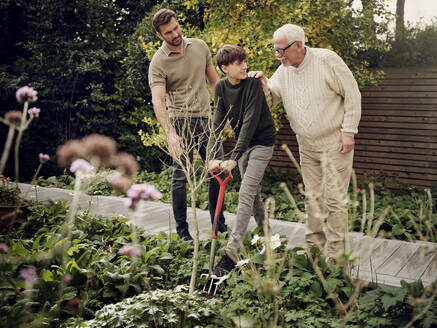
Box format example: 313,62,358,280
273,24,305,46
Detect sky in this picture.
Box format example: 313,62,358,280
355,0,437,26
389,0,437,25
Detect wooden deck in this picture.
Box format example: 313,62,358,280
18,183,437,287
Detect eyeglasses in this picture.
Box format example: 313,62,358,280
272,41,297,55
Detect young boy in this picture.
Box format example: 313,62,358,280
208,45,276,277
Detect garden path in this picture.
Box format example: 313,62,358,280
18,183,437,288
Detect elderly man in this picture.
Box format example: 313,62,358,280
251,24,361,263
148,8,227,240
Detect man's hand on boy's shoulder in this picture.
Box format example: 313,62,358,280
248,71,267,86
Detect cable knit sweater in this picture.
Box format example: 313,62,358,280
268,47,361,152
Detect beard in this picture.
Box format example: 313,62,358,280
167,35,182,47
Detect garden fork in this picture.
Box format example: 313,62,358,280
201,173,231,295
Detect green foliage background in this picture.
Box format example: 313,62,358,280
1,0,436,181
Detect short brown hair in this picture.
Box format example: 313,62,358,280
216,45,247,74
152,8,177,33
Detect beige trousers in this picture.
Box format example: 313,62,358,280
299,147,354,258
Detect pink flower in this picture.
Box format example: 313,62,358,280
119,244,142,258
127,184,162,201
125,183,162,210
356,188,361,193
19,266,38,286
0,243,8,253
63,274,72,284
39,153,50,163
16,86,38,104
70,159,92,174
107,173,131,194
28,107,40,118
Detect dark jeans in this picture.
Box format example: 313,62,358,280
170,117,226,235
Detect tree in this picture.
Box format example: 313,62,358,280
396,0,406,41
0,0,164,180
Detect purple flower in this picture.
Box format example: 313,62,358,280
119,244,142,258
16,86,38,104
0,243,8,253
125,183,162,210
19,266,38,286
28,107,41,118
39,153,50,163
70,159,92,174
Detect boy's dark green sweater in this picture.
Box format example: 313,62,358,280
210,77,276,161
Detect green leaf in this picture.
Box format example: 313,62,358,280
159,252,173,260
66,258,81,272
67,244,82,256
310,280,323,298
41,269,54,282
151,265,165,275
381,294,400,311
62,287,77,301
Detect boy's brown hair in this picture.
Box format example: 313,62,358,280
216,45,247,74
152,8,177,33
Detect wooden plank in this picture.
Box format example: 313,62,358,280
378,79,437,86
355,138,437,149
354,144,437,156
362,97,437,104
353,162,437,175
353,149,437,161
353,169,437,182
365,85,437,92
363,110,437,117
271,153,436,169
358,128,437,137
361,116,437,124
420,254,437,284
380,72,437,79
377,243,420,276
357,133,436,143
362,103,437,110
397,245,437,280
362,91,437,98
359,121,437,130
357,238,399,272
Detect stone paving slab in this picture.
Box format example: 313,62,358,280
17,183,437,287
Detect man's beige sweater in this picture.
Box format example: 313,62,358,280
268,47,361,152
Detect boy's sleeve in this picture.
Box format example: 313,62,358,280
207,84,227,160
230,79,264,161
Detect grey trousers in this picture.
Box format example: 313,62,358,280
226,145,274,258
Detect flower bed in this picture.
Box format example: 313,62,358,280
1,200,436,327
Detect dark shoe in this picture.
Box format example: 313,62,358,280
178,230,193,241
212,254,235,278
216,223,228,234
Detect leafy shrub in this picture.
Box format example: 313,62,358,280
65,285,220,328
381,20,437,68
0,183,22,206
